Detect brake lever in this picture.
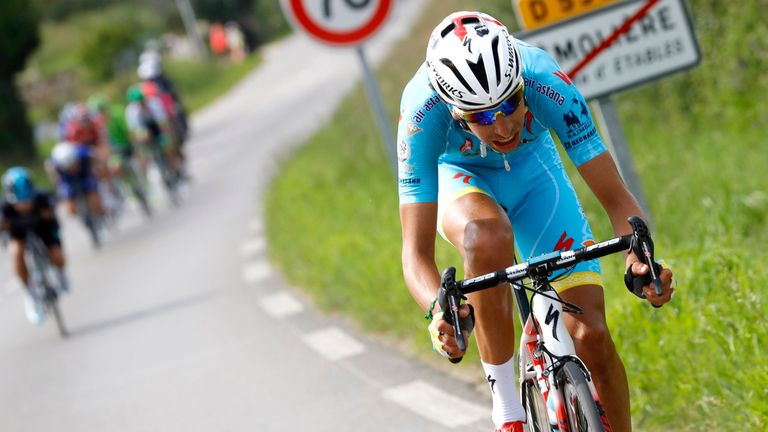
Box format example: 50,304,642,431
628,216,663,296
440,267,466,364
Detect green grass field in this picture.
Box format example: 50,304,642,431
265,0,767,429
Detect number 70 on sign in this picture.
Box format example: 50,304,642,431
514,0,617,30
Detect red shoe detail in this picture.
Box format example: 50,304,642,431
494,421,525,432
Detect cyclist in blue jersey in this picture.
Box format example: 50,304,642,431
1,168,69,324
397,12,675,432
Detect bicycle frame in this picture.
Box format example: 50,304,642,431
514,274,608,431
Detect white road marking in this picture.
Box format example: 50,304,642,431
383,380,488,428
303,327,365,361
241,261,272,283
240,237,267,257
260,291,303,318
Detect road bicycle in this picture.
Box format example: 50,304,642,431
73,182,104,249
148,137,183,207
110,150,152,218
440,216,663,432
24,233,69,338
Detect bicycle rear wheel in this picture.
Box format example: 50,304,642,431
522,378,553,432
558,361,609,432
45,289,69,339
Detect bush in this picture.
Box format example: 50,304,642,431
78,22,139,81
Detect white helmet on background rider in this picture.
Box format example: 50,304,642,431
137,60,161,80
50,141,80,170
425,11,522,111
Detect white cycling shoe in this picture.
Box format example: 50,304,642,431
23,290,46,325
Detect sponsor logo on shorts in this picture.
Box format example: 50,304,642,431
453,173,473,184
554,231,575,252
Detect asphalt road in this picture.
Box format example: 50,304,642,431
0,2,496,431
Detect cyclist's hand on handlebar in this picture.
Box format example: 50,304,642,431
428,305,473,359
625,259,675,308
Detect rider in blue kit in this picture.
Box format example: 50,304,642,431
396,11,674,432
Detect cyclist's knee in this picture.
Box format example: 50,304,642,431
463,218,514,269
571,318,615,361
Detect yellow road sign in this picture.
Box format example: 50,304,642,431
514,0,617,30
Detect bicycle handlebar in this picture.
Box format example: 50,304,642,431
440,216,662,364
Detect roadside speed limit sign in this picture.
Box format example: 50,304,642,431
281,0,393,47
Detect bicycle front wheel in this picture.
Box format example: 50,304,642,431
558,361,609,432
522,378,552,432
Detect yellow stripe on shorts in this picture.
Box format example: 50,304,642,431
437,186,491,241
550,271,604,293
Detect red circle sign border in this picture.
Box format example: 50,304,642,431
288,0,393,45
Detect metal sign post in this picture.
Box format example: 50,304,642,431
280,0,396,172
516,0,701,220
356,46,397,170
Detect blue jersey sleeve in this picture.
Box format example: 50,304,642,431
521,45,606,166
397,66,452,204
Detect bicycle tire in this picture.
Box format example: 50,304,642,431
152,151,181,206
46,291,69,339
558,361,609,432
85,214,102,249
522,378,553,432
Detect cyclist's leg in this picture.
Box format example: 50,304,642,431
40,226,69,293
56,179,79,216
437,163,525,427
8,236,29,286
82,174,105,216
510,146,630,431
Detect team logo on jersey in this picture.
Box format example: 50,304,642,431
406,122,422,137
459,138,481,157
563,98,589,130
399,161,414,175
397,140,411,162
561,98,598,150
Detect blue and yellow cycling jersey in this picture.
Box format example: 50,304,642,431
397,42,609,291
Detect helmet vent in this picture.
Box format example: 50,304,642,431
441,59,476,96
440,24,455,38
466,56,489,94
491,36,501,86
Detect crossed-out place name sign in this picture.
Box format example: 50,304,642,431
280,0,393,47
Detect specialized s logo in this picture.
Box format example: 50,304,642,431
487,374,497,393
545,304,560,341
524,111,533,134
554,231,575,252
554,71,572,86
453,173,473,184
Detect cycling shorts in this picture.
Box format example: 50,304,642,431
57,174,99,200
436,141,603,293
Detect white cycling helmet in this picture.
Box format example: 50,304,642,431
426,11,522,111
137,60,161,80
50,141,79,170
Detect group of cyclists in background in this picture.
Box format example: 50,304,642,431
1,45,190,326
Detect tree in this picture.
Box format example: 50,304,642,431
0,0,40,160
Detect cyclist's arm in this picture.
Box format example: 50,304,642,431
576,152,647,238
577,153,674,305
399,202,442,315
